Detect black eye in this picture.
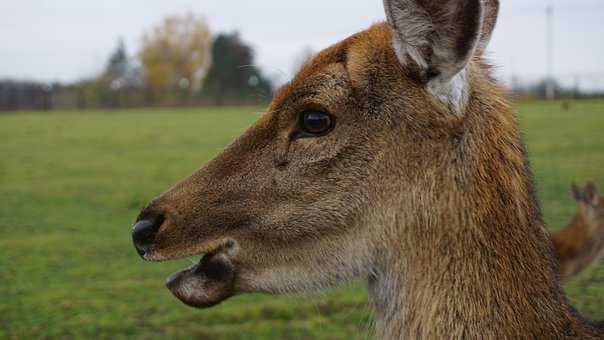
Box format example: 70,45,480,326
298,110,335,137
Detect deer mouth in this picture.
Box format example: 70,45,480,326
165,240,238,308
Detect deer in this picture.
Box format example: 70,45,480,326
131,0,604,338
551,182,604,281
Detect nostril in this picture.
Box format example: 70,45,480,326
132,214,165,257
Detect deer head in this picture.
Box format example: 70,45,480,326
131,0,512,307
551,182,604,281
572,182,603,225
132,1,602,338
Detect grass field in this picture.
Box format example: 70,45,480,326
1,100,603,339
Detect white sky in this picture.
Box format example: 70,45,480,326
1,0,603,88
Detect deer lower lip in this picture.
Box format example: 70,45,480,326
165,248,237,308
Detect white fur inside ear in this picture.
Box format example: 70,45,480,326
391,36,471,115
426,69,470,115
383,0,482,115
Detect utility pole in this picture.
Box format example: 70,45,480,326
545,2,555,100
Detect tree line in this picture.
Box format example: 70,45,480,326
0,13,273,111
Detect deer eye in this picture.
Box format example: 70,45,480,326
298,110,335,137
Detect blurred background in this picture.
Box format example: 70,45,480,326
2,0,604,109
1,0,603,339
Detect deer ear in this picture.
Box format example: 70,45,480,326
383,0,486,113
571,183,583,202
584,182,599,206
477,0,500,54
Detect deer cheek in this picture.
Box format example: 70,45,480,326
273,137,292,169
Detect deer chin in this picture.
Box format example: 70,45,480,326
165,240,238,308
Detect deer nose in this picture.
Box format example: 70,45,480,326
132,214,164,257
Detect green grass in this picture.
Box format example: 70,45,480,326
1,101,603,339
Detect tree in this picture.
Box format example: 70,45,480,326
93,38,142,108
139,13,212,105
202,32,272,105
106,38,129,79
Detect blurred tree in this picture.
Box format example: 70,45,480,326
139,13,212,105
202,32,272,105
107,38,129,79
95,38,142,108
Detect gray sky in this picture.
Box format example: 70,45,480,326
1,0,603,88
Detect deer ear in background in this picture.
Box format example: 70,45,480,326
571,182,583,202
584,182,600,206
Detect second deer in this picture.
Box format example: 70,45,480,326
552,182,604,281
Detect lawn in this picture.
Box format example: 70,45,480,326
1,100,603,339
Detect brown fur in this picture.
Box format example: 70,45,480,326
551,183,604,281
134,7,604,340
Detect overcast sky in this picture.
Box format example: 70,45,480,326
1,0,603,88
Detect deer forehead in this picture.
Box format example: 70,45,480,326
270,24,425,117
271,64,352,115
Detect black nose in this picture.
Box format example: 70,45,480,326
132,214,164,257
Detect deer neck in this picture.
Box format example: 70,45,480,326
367,100,596,339
368,211,593,339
